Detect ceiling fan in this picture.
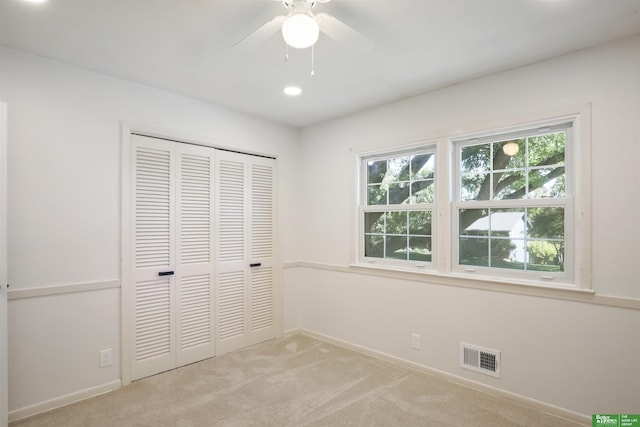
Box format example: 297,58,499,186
233,0,373,53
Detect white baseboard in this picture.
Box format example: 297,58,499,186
283,327,302,337
8,379,121,423
296,329,591,426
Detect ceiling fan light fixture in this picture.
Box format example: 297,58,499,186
282,13,320,49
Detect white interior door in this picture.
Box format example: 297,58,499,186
246,156,276,346
214,150,246,354
125,132,275,378
215,151,275,354
1,102,8,426
130,135,177,380
175,144,215,367
128,135,216,381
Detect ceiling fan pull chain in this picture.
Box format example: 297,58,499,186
310,44,315,76
285,42,289,62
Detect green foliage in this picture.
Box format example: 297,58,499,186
366,132,567,269
527,241,558,265
528,207,564,239
460,132,565,202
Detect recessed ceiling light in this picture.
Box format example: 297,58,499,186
283,86,302,96
22,0,48,3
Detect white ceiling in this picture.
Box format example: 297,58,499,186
1,0,640,127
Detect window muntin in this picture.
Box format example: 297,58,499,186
455,124,571,278
364,210,433,261
460,131,566,201
458,207,565,272
361,149,435,265
367,153,435,205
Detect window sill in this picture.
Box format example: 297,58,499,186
348,262,596,298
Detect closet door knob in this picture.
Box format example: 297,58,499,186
158,271,174,276
250,263,261,268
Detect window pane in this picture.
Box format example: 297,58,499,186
493,170,526,200
364,234,384,258
411,179,434,203
364,212,385,234
527,240,564,272
491,238,525,270
389,156,410,182
461,172,490,201
411,153,435,180
528,168,565,198
388,182,410,204
409,237,432,261
386,236,408,260
460,209,489,237
528,207,564,239
386,211,407,234
409,211,431,236
490,209,526,238
493,139,525,169
460,132,567,203
367,160,387,184
460,237,489,266
368,184,387,205
528,132,565,168
461,144,490,174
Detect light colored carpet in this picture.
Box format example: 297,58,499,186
11,334,584,426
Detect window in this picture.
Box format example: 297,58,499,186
355,111,588,289
359,147,436,267
453,123,572,280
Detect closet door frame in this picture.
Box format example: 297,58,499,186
121,123,282,386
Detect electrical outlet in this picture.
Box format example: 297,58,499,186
99,348,112,368
411,333,421,350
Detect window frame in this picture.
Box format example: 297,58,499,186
451,121,575,284
353,107,591,291
357,143,438,271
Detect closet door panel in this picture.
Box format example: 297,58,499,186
215,152,247,354
247,158,276,344
215,152,276,353
176,145,215,366
131,136,176,380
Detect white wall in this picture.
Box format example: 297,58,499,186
287,35,640,418
0,46,299,417
1,102,8,427
2,32,639,421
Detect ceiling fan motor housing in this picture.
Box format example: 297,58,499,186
282,0,318,12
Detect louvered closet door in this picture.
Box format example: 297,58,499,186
215,151,276,355
130,136,215,380
130,135,177,380
247,156,276,346
175,144,215,366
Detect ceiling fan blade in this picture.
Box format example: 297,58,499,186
233,15,286,51
315,13,373,52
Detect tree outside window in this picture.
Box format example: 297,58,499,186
456,128,568,273
362,150,435,263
